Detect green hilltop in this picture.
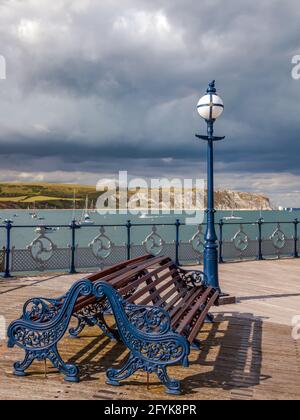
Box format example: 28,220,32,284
0,182,98,209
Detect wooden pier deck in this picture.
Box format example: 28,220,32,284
0,259,300,400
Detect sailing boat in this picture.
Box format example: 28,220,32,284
80,196,94,225
222,209,243,221
31,201,38,219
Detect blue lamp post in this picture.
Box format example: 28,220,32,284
196,80,225,291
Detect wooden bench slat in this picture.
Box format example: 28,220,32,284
108,256,171,288
153,281,187,308
163,288,188,312
73,254,154,312
118,261,175,297
175,287,213,333
187,290,219,343
169,286,204,318
170,287,205,327
85,254,153,283
136,274,182,306
74,255,168,313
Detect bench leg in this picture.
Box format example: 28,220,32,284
13,350,36,377
191,338,202,350
106,353,142,387
13,345,79,382
69,316,86,338
205,313,214,323
156,366,182,395
47,345,79,382
106,353,182,395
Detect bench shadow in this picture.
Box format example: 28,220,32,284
67,331,128,382
65,312,270,395
181,312,270,395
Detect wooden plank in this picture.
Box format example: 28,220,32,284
170,287,205,326
1,259,300,400
108,256,171,287
118,261,174,296
135,274,182,306
186,290,219,343
176,287,213,333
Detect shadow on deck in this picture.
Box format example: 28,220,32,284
62,312,270,398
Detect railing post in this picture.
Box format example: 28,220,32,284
218,219,224,263
4,219,12,278
175,219,181,266
294,218,299,258
70,219,79,274
126,220,132,260
257,218,264,261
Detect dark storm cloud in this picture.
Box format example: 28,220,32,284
0,0,300,205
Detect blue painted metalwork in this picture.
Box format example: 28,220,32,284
218,220,224,263
69,299,119,341
4,219,13,278
126,220,132,260
195,81,225,291
7,278,190,394
92,281,190,395
70,219,80,274
177,267,205,287
7,279,94,382
257,218,264,260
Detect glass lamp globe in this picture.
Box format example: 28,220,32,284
197,93,224,120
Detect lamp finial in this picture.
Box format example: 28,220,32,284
207,80,216,94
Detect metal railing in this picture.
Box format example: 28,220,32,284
0,218,299,277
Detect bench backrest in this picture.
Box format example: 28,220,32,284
73,254,182,312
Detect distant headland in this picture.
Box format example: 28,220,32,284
0,182,272,211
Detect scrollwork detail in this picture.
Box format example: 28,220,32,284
143,226,165,255
89,227,114,260
233,225,249,251
271,225,286,249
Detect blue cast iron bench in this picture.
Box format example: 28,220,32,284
7,254,219,394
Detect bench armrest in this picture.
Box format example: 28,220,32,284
7,279,94,350
177,267,206,287
22,296,65,323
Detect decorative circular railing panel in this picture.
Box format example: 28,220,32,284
270,225,286,250
27,228,57,268
89,227,114,260
142,226,165,256
189,226,205,254
233,226,249,252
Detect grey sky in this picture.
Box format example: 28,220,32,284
0,0,300,206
